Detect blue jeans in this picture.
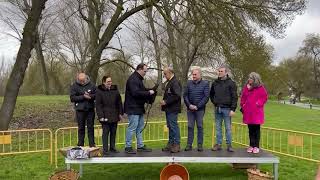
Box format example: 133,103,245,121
187,110,205,145
125,115,145,148
215,107,232,145
166,112,180,144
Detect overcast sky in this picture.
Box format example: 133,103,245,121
0,0,320,65
264,0,320,64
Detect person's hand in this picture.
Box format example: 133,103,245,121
122,113,128,119
149,90,155,95
119,115,124,121
189,105,197,111
84,94,91,99
229,110,235,117
160,100,166,106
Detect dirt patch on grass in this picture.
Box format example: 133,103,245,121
10,104,77,130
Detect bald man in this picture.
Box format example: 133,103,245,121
183,68,209,152
70,73,97,147
161,67,182,153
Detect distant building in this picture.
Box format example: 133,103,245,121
188,66,218,81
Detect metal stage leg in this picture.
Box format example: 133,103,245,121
79,164,83,177
273,163,279,180
66,163,70,170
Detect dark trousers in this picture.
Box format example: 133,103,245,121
187,110,205,146
76,110,95,146
102,122,118,152
165,112,180,145
248,124,260,148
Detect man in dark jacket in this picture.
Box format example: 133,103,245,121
161,67,182,153
70,73,96,147
183,67,209,152
210,66,238,152
96,75,123,155
124,63,155,154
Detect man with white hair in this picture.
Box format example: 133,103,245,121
70,72,97,147
183,67,209,151
210,65,238,152
161,66,182,153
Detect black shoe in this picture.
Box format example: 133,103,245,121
103,151,110,157
184,145,192,151
125,147,136,154
162,143,172,152
170,144,180,153
110,148,120,153
137,145,152,152
77,143,84,147
197,144,203,152
89,144,96,148
212,144,222,151
227,145,234,152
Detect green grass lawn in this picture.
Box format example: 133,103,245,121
0,96,319,179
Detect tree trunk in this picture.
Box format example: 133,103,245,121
85,56,100,84
297,92,302,102
146,6,162,93
0,0,47,130
35,33,50,95
163,9,180,81
81,0,157,83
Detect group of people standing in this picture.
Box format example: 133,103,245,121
70,63,268,156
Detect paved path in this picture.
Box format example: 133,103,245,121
275,100,320,110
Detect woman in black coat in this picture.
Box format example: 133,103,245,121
96,75,124,155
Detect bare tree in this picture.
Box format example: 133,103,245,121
74,0,160,83
0,56,12,96
51,2,91,71
145,5,163,90
0,0,60,95
0,0,47,130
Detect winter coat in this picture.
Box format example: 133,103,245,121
210,76,238,111
183,79,210,111
124,71,152,115
240,85,268,125
96,85,123,123
70,76,96,111
162,76,182,113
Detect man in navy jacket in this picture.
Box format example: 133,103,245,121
124,63,155,154
183,67,209,151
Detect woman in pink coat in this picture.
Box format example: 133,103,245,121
240,72,268,154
